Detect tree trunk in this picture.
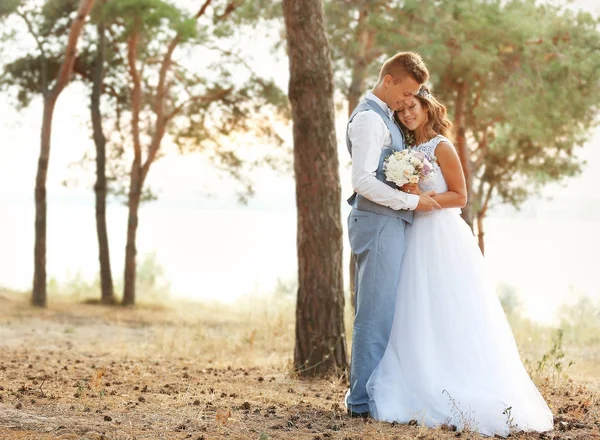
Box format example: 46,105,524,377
453,80,474,231
91,20,115,305
122,170,141,306
347,61,362,313
31,0,96,307
347,7,376,312
348,76,359,309
283,0,348,377
347,8,374,116
122,29,143,307
348,60,368,117
476,212,485,255
32,97,56,307
118,4,232,307
475,183,493,255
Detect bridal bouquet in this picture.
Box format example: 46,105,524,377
383,149,436,187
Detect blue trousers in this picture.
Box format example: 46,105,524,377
347,208,407,413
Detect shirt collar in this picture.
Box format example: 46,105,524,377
366,90,394,121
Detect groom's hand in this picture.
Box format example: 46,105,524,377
415,191,441,212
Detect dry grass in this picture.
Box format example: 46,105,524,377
0,289,599,440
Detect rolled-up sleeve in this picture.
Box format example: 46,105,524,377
348,111,419,211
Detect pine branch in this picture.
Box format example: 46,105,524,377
16,9,48,93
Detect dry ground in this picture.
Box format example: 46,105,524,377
0,290,599,440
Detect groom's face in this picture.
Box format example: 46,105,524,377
383,74,421,112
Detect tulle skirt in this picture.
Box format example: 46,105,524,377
366,209,554,437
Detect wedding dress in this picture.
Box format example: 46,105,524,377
366,135,554,437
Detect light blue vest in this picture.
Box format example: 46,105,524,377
346,99,414,223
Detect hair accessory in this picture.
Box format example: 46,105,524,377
416,87,432,99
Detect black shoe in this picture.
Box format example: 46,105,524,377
347,409,370,419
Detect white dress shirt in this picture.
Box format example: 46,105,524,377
348,91,419,211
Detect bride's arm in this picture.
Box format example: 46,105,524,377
431,141,467,208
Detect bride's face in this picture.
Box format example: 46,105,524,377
396,98,428,131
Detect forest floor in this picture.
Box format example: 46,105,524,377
0,289,599,440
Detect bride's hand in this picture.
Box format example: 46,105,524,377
400,183,420,195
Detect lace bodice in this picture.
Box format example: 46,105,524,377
413,135,451,195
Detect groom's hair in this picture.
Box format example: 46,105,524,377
379,52,429,84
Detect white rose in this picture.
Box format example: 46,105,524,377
409,175,420,184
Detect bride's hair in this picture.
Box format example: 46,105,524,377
397,86,453,143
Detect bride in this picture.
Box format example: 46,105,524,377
366,85,554,437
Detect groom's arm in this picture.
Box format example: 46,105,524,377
349,111,419,211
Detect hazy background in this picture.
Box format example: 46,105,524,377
1,0,599,325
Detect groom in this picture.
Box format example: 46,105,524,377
346,52,440,418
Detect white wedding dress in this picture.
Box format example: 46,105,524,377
366,135,554,437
